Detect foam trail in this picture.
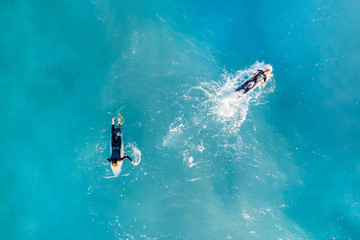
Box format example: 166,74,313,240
162,62,275,169
186,61,274,134
104,175,118,179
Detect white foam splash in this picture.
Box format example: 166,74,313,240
127,143,142,166
189,177,201,182
162,62,275,169
242,213,254,222
186,61,274,134
197,140,205,152
169,117,186,133
182,151,197,168
162,117,188,148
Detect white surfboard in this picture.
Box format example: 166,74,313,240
110,160,123,177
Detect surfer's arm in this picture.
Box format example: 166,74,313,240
111,118,116,138
121,155,134,163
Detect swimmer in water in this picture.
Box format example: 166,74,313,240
235,66,272,99
107,117,135,169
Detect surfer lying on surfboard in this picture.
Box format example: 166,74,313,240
107,117,135,175
234,66,272,99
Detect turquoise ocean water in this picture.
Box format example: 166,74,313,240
1,0,360,239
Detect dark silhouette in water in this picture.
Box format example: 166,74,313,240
235,67,272,98
107,117,134,167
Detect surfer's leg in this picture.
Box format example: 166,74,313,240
111,117,116,138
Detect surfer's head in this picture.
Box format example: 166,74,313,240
117,132,121,137
264,66,273,76
111,161,118,167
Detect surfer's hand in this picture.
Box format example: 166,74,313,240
112,117,115,125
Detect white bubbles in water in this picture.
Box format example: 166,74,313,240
187,61,275,134
182,150,197,168
127,143,142,166
163,61,275,169
169,117,187,133
162,117,188,148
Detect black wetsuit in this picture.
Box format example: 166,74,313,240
235,70,267,95
107,124,133,163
